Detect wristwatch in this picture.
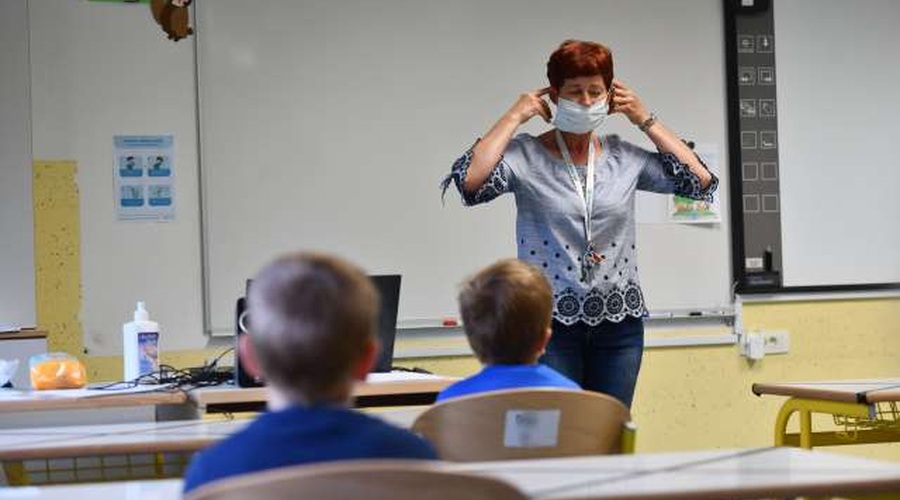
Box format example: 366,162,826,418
638,113,657,132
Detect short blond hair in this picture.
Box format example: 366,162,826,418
247,252,378,403
458,259,552,365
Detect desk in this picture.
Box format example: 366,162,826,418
190,373,457,414
0,418,247,486
0,386,189,429
752,378,900,448
5,447,900,499
0,372,456,426
0,407,425,486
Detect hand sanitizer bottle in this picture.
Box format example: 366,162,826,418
123,301,160,381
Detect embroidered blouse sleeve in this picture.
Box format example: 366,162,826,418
440,139,520,206
635,141,719,202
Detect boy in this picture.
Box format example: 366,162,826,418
184,252,436,493
437,259,579,402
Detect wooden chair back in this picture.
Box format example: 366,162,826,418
186,459,528,500
412,388,635,461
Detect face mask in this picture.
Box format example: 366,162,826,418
553,98,609,134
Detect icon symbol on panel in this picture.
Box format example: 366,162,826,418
740,99,757,118
760,131,777,149
758,67,775,85
741,131,758,150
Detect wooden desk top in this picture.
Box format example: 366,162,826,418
190,373,457,409
0,418,249,461
0,329,47,341
0,387,187,413
5,447,900,499
0,407,424,461
450,447,900,499
0,373,456,414
752,378,900,404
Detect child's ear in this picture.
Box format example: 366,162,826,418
238,333,264,381
537,326,552,357
351,338,380,381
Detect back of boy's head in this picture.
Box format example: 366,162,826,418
247,252,379,403
458,259,552,365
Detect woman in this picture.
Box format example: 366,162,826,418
442,40,717,408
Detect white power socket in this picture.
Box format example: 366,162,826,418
762,330,790,355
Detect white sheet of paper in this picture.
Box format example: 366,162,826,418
366,371,445,382
503,409,561,448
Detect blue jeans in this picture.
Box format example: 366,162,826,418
539,316,644,408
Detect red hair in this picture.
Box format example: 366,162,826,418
546,40,614,90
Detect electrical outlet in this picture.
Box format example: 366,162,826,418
762,330,789,354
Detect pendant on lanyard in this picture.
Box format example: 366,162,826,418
555,130,605,281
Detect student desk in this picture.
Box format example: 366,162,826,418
0,418,246,486
190,372,457,414
5,447,900,499
0,372,456,426
752,378,900,449
0,408,425,486
0,387,189,429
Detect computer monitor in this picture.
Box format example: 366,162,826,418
370,274,401,373
235,274,401,387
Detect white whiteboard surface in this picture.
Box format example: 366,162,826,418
0,0,35,331
197,0,732,334
775,0,900,287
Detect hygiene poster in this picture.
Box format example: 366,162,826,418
113,135,175,221
667,143,722,224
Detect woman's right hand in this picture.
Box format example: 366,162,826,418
505,87,552,125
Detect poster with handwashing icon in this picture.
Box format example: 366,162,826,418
114,135,175,221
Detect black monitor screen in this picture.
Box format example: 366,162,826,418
370,275,401,373
235,275,400,386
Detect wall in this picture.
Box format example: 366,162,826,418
0,0,35,330
28,0,205,355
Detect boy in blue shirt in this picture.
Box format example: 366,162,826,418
184,253,436,494
437,259,579,402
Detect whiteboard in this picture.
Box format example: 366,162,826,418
0,0,35,331
197,0,732,335
774,0,900,287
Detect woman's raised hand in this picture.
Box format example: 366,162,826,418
609,79,650,126
506,87,552,125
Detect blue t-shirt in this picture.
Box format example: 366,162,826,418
183,404,437,493
436,364,580,402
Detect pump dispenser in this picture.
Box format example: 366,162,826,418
123,301,160,381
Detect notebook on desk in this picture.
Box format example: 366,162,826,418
234,274,401,388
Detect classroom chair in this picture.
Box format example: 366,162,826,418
185,460,528,500
411,388,636,461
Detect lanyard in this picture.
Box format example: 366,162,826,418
554,129,603,280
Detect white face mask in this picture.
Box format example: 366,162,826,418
553,98,609,134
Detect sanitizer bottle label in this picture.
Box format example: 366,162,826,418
138,331,160,375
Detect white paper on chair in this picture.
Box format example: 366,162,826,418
503,409,560,448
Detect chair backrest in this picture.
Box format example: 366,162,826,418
186,460,528,500
412,388,635,461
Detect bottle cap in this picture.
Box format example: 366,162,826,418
134,301,149,322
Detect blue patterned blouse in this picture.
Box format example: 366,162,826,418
442,133,718,326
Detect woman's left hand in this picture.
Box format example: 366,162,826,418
609,79,651,126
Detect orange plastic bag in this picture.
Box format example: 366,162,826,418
29,353,88,390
